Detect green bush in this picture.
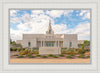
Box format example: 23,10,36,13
78,54,84,58
17,48,21,52
66,56,73,58
19,49,28,55
78,49,85,54
59,54,64,57
48,54,53,57
52,55,58,58
70,54,74,56
85,49,90,52
10,48,13,51
86,55,90,58
13,48,17,51
17,55,24,58
66,51,76,55
33,51,39,54
27,54,35,58
36,54,41,57
41,56,47,58
13,54,18,56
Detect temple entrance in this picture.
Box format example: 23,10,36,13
45,41,54,47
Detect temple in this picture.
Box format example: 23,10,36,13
16,19,78,54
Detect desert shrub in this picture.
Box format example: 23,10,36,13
85,49,90,52
17,48,21,52
52,55,58,58
17,55,24,58
33,47,39,51
19,49,28,55
41,56,47,58
61,48,68,54
13,48,17,51
70,54,74,56
66,56,73,58
36,54,41,57
48,54,53,57
59,54,64,57
23,48,26,50
27,54,35,58
78,54,84,58
65,51,76,55
86,55,90,58
33,51,39,54
27,52,33,55
77,49,85,54
10,48,13,51
13,54,18,56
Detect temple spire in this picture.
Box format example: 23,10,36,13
48,17,52,30
46,17,54,35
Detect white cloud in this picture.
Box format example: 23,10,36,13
10,10,18,17
46,10,64,18
52,24,67,34
68,22,90,40
46,10,73,18
31,10,44,15
10,17,21,23
83,12,90,19
80,10,90,19
10,10,90,41
10,28,23,41
21,14,32,22
80,10,87,16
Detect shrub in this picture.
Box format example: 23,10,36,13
17,55,24,58
36,54,41,57
48,54,53,57
41,56,47,58
17,48,21,52
59,54,64,57
66,56,73,58
70,54,74,56
65,51,76,55
13,54,18,56
86,55,90,58
77,49,85,54
10,48,13,51
52,55,58,58
13,48,17,51
27,54,35,58
19,49,28,55
33,51,39,54
78,54,84,58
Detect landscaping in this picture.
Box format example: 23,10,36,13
10,47,90,59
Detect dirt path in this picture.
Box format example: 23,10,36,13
10,58,90,63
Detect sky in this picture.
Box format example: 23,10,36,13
10,10,90,41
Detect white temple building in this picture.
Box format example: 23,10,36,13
16,19,78,54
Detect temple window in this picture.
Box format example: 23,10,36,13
49,29,51,34
69,42,72,47
28,42,31,47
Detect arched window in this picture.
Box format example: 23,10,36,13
28,42,31,47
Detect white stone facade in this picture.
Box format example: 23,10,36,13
16,19,78,49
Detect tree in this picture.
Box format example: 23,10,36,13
83,40,90,49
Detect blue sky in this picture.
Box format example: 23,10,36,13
10,10,90,41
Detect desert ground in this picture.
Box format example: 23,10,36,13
10,51,90,63
10,58,90,63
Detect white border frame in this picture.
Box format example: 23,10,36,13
0,0,100,73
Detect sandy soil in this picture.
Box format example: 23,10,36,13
10,58,90,63
10,51,90,63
